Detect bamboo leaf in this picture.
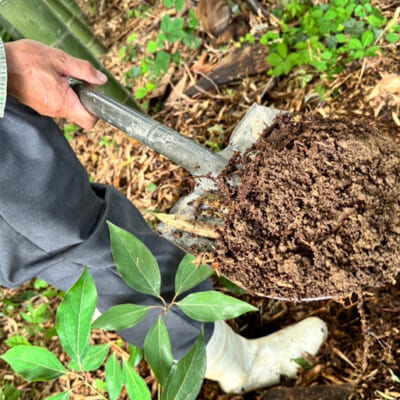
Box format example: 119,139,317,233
107,222,161,297
45,391,71,400
1,346,67,382
92,304,151,331
106,353,123,400
128,344,144,367
68,344,110,371
123,358,151,400
175,254,214,297
177,291,258,322
144,317,173,386
56,267,97,367
161,331,206,400
152,212,220,239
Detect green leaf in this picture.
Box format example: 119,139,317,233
135,87,148,99
92,304,151,331
106,353,123,400
68,344,110,372
123,358,151,400
56,267,97,367
175,254,214,296
336,33,347,43
188,9,198,29
277,42,288,58
161,15,185,42
107,222,161,297
1,346,67,382
266,52,283,67
293,357,312,370
95,379,108,391
128,344,144,367
367,15,385,28
161,331,206,400
5,335,31,347
177,291,258,322
163,0,173,8
154,51,171,76
349,38,362,49
218,276,247,295
45,391,71,400
144,317,173,386
1,383,21,400
174,0,185,12
33,278,48,290
147,40,158,53
362,30,374,47
386,32,400,44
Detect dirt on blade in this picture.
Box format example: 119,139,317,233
216,113,400,300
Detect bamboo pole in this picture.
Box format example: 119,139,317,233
58,0,88,23
0,14,23,40
44,0,107,56
0,0,140,110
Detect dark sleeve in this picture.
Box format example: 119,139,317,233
0,96,213,358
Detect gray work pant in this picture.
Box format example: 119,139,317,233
0,96,213,358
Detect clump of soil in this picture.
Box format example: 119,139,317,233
216,113,400,300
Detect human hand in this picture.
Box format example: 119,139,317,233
4,39,107,129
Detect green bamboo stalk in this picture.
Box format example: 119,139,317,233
0,0,140,110
0,14,23,40
44,0,108,56
58,0,88,23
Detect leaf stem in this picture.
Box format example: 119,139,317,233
67,371,108,400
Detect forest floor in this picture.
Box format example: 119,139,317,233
1,0,400,399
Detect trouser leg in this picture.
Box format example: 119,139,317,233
0,96,213,358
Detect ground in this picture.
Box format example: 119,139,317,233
1,0,400,399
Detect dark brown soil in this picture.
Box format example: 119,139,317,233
217,113,400,300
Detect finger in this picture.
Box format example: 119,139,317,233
62,87,98,130
53,50,107,86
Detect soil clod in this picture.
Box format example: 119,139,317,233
216,113,400,300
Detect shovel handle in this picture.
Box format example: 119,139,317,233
73,83,227,176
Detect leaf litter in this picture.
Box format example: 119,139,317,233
2,0,400,399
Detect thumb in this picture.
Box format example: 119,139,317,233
54,52,108,85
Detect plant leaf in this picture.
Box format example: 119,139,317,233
144,317,173,386
1,346,67,382
68,344,110,372
161,330,206,400
45,391,71,400
56,267,97,368
128,344,144,367
92,304,151,331
175,254,214,296
5,335,31,348
123,358,152,400
106,353,123,400
107,222,161,297
177,291,258,322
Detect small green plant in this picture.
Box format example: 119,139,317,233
124,0,201,100
99,135,118,149
1,222,257,400
0,382,21,400
260,0,400,79
63,124,78,141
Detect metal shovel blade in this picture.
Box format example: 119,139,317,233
75,84,331,302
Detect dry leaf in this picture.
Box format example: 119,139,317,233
152,212,220,239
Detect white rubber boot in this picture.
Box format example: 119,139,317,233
205,317,328,393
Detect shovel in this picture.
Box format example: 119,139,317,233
74,83,331,302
